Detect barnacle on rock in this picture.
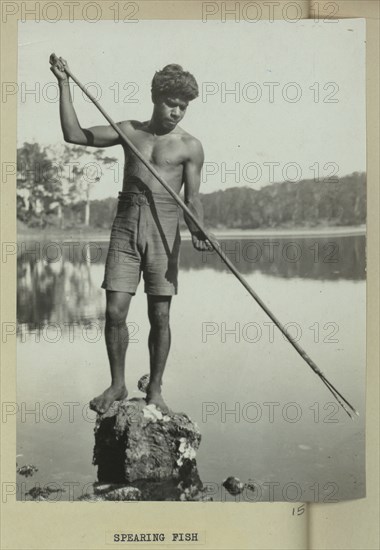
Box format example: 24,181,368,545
143,404,163,422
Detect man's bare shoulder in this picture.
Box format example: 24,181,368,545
178,130,204,159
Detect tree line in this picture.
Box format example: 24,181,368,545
92,173,366,230
200,173,366,229
17,142,366,230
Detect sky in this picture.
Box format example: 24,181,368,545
18,19,366,199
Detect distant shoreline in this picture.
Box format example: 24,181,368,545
18,224,366,242
191,225,366,240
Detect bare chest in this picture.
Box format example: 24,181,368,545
125,132,187,168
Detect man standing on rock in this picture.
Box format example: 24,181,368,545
50,54,212,415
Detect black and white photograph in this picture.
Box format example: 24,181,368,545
14,16,366,505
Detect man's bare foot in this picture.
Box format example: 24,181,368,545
146,384,171,415
89,385,128,415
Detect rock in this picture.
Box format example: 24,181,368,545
17,464,38,478
104,487,142,501
91,398,210,501
93,398,202,485
137,374,150,393
28,485,65,500
80,475,212,502
245,481,257,492
222,476,245,496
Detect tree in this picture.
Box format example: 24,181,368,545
17,142,66,226
59,145,118,226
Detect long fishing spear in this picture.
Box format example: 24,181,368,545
51,55,358,418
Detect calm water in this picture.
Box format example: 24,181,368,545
17,234,366,501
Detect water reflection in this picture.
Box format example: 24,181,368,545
180,235,365,280
17,250,105,329
17,235,365,331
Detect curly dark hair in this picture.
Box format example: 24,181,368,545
151,64,199,103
